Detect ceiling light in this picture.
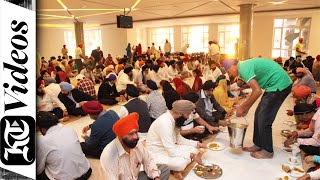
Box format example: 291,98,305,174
57,0,68,10
268,1,287,5
131,0,141,9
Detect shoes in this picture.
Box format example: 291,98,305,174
250,151,273,159
242,145,262,152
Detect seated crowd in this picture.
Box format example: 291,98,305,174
37,48,320,179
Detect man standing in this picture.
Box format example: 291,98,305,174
81,101,119,158
91,46,103,69
208,40,220,63
100,112,170,180
61,44,68,60
164,39,172,57
75,43,86,73
225,58,292,159
37,111,92,180
295,37,306,59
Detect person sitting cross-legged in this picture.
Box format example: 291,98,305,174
36,111,92,180
196,80,228,127
118,84,152,140
58,82,94,116
100,112,170,180
98,74,121,105
146,100,206,180
181,92,219,141
80,101,120,158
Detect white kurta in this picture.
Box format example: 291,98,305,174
37,125,90,179
146,111,199,171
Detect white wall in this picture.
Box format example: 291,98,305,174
37,9,320,60
252,10,320,59
100,26,127,57
37,27,67,59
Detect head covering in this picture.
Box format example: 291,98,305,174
141,65,149,72
294,103,313,115
147,80,158,90
124,66,133,74
216,75,226,84
316,55,320,61
126,84,139,97
112,112,139,137
76,74,85,80
82,101,103,115
316,98,320,108
183,92,199,103
293,85,311,98
36,111,59,128
202,80,216,90
223,59,237,71
59,82,73,92
43,77,56,85
172,100,195,114
296,67,306,74
108,74,117,81
173,78,184,89
139,60,145,66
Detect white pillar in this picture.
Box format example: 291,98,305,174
239,4,254,60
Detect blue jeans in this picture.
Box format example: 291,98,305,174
253,85,292,153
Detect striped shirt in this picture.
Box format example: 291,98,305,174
146,90,167,119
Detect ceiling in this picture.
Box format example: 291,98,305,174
37,0,320,25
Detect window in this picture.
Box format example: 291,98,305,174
218,24,239,55
149,28,174,52
272,18,311,58
64,29,102,57
181,26,208,53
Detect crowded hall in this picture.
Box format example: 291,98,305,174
36,0,320,179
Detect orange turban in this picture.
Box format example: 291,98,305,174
293,85,311,98
139,60,145,66
112,112,139,137
117,64,124,72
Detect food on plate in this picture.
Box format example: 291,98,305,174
284,176,289,180
293,167,304,173
195,165,205,171
282,165,291,173
208,143,220,149
195,170,203,176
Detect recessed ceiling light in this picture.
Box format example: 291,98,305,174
268,1,287,5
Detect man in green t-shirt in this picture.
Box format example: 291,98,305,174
224,58,292,159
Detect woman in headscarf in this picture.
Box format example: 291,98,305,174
137,43,142,56
160,80,181,110
173,77,192,98
126,43,132,61
192,69,203,92
213,75,234,115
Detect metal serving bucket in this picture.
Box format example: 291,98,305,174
227,123,248,148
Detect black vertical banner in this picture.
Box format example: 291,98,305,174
0,0,36,179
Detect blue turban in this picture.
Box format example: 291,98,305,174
59,82,73,92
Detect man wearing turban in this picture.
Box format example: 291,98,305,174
81,101,119,158
294,67,317,93
58,82,94,116
146,100,206,179
100,113,170,180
